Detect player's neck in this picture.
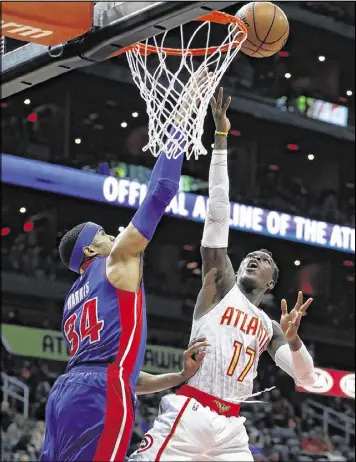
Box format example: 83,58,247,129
237,281,264,307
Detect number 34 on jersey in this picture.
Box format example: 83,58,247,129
64,298,104,357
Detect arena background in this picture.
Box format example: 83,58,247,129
1,2,355,461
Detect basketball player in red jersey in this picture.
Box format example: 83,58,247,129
130,88,316,461
41,70,211,462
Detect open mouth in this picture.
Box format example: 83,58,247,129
247,260,259,270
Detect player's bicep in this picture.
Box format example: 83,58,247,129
267,320,287,361
109,223,148,263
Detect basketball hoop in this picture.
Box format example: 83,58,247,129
119,11,247,160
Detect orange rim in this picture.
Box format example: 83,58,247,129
110,11,247,58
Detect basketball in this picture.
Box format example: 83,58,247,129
236,2,289,58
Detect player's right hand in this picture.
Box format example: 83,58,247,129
210,87,231,133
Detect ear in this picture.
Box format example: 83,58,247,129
83,245,97,258
268,280,275,291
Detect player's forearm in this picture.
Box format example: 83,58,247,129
131,127,184,242
201,134,230,248
275,339,316,386
136,371,185,395
213,132,228,151
288,335,303,351
208,134,229,195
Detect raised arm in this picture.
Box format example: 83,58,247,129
107,70,210,291
194,88,236,319
267,292,317,386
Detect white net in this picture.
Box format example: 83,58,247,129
126,14,247,160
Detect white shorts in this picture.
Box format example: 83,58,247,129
129,393,253,461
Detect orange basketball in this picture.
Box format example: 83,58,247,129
236,2,289,58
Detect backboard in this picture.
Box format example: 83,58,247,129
1,1,239,99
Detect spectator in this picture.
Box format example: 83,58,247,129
1,401,13,432
6,414,26,449
302,429,333,455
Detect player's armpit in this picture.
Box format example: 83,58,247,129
194,247,236,319
106,251,142,292
106,225,145,291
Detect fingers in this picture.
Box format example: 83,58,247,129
210,95,217,109
281,299,288,315
188,68,210,99
194,69,212,88
295,291,304,310
217,87,223,107
196,67,209,80
282,293,313,315
185,341,210,355
299,297,313,314
194,350,206,364
200,72,212,87
223,95,231,111
294,292,313,314
289,311,302,329
211,88,231,111
285,312,302,339
188,336,207,348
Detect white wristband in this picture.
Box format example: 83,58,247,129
212,149,228,155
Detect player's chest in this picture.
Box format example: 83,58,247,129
210,304,271,354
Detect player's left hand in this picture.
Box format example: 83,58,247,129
210,87,231,133
180,337,210,381
280,291,313,342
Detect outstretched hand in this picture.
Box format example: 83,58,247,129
174,68,212,123
180,337,210,381
280,291,313,342
210,87,231,133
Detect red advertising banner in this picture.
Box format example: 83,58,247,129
296,367,354,399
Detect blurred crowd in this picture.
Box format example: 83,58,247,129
253,170,355,228
1,351,354,462
2,110,355,229
2,221,355,336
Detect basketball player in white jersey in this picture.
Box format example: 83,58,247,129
129,88,317,461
